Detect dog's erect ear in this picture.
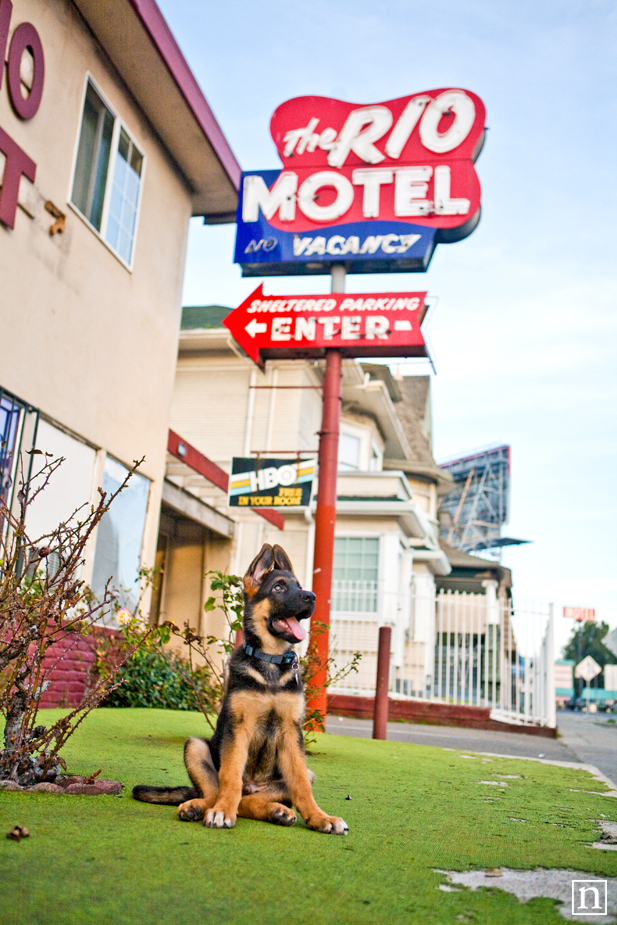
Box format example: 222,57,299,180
272,545,294,575
245,544,275,585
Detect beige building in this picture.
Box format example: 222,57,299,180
0,0,239,609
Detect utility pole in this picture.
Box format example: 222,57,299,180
307,265,345,724
577,619,583,696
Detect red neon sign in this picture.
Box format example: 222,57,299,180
0,0,44,229
563,607,596,622
241,89,485,237
223,284,428,367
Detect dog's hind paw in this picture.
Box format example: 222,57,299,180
205,807,236,829
271,806,297,826
178,799,206,822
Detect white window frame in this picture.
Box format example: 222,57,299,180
339,421,375,471
90,451,151,621
370,438,384,472
331,533,382,621
332,531,407,624
68,73,146,272
338,429,362,472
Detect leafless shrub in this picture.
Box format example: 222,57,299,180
0,452,152,785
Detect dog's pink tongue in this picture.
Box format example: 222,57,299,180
285,616,306,641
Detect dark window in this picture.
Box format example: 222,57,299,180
71,82,114,231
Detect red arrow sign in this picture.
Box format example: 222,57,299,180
223,285,429,368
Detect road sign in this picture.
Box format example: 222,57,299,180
228,457,316,509
223,284,428,368
564,607,596,622
574,656,602,683
235,88,485,276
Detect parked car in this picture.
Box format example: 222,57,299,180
565,696,585,711
565,695,614,713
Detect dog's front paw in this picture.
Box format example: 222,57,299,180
178,799,206,822
204,806,236,829
319,815,348,835
307,813,349,835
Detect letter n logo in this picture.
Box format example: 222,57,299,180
571,880,607,916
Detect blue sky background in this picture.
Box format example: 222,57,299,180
158,0,617,653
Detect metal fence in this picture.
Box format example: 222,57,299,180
329,586,556,728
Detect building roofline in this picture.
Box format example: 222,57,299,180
342,367,413,461
127,0,241,190
439,539,512,588
73,0,241,218
384,458,454,494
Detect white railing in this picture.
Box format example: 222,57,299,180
331,579,378,616
328,580,380,695
329,588,555,728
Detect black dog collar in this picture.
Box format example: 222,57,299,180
243,643,299,669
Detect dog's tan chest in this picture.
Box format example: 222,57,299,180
229,689,304,728
226,689,304,783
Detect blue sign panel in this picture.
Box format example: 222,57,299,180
234,170,437,277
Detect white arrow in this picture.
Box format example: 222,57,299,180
245,319,267,338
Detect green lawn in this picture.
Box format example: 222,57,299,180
1,708,616,924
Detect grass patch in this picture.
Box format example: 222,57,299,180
1,708,616,924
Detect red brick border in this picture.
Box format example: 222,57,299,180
39,628,119,709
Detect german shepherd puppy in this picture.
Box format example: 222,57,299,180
133,544,348,835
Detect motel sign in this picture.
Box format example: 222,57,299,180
235,89,486,276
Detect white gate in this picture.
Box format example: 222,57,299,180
329,587,556,728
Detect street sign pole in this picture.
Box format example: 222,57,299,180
578,622,583,699
574,655,602,716
307,266,345,725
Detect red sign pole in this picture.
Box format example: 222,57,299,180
307,266,344,725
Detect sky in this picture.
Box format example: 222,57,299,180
158,0,617,655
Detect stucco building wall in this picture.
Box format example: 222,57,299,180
0,0,219,598
0,1,194,587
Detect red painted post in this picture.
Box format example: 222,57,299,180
306,347,343,725
306,265,345,728
373,626,392,740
